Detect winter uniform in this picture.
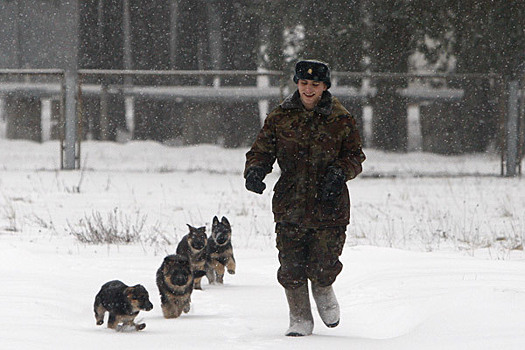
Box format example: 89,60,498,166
244,59,365,336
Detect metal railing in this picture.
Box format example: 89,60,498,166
0,69,522,176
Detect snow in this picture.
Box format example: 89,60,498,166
1,139,525,350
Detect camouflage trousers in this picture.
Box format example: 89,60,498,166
275,222,346,290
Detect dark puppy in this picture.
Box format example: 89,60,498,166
94,280,153,331
176,224,208,290
156,254,204,318
206,216,236,284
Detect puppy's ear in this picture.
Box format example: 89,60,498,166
124,287,134,298
221,216,230,227
213,216,219,226
164,255,175,265
187,224,194,231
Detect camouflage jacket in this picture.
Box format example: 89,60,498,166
244,90,366,228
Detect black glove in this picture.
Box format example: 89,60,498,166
320,166,345,202
245,167,266,194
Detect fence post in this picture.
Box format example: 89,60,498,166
63,71,79,169
257,69,270,126
519,73,525,176
505,80,520,177
0,97,5,139
41,98,52,142
62,0,79,170
99,85,109,140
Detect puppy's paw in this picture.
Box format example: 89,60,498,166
96,320,104,326
136,323,146,331
228,269,235,275
183,304,191,313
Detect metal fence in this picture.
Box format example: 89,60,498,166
0,69,522,176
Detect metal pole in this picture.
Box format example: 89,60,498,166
518,74,525,176
62,0,80,170
0,97,6,139
64,71,78,169
505,80,519,177
100,84,109,140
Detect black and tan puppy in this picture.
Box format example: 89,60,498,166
206,216,236,284
156,254,204,318
94,280,153,331
176,224,208,290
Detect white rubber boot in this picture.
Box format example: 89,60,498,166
284,284,314,336
311,283,340,328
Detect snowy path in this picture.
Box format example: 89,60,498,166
2,237,525,350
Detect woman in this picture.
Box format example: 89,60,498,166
244,59,365,336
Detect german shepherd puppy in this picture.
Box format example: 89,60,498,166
94,280,153,331
156,254,204,318
176,224,208,290
206,216,236,284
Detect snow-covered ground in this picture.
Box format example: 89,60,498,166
1,140,524,349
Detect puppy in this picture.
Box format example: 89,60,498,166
176,224,208,290
206,216,236,284
156,254,204,318
94,280,153,331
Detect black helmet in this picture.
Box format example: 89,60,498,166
293,60,331,89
